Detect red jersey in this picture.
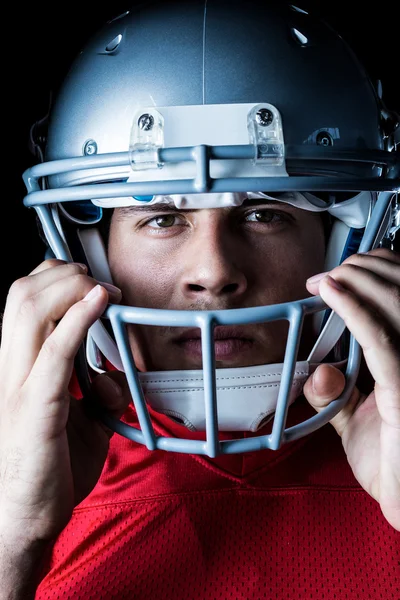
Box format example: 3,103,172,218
35,395,399,599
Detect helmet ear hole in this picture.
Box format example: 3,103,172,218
58,201,103,225
168,416,185,426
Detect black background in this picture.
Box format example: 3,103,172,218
3,0,399,310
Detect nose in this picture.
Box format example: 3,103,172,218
181,214,248,301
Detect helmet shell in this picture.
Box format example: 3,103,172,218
45,0,384,188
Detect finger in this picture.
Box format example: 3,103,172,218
306,249,400,294
26,262,121,305
28,258,83,276
25,262,121,306
342,250,400,285
1,262,88,349
91,371,132,420
303,363,363,437
2,275,121,393
360,247,400,263
318,275,400,427
22,285,110,432
307,261,400,336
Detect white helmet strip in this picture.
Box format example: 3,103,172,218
90,190,372,229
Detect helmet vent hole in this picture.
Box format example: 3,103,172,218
105,34,123,53
107,11,130,24
290,5,309,15
316,131,334,147
291,28,308,46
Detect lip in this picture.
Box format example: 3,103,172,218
173,326,254,360
174,326,253,342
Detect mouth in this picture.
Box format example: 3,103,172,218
173,326,254,361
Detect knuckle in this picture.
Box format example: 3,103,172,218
70,273,91,291
368,247,396,260
42,258,66,269
342,248,399,266
342,254,363,266
340,254,368,270
331,262,359,280
8,277,32,303
65,263,87,276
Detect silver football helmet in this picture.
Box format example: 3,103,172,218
23,0,399,456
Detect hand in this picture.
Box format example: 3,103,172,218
0,260,131,548
304,248,400,531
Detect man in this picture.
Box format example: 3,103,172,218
1,1,399,598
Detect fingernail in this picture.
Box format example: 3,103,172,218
307,271,329,284
99,282,122,297
82,284,102,302
72,262,88,271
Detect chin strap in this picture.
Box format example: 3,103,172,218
138,361,321,432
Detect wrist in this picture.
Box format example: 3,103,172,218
0,533,52,599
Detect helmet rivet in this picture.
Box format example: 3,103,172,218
256,108,273,127
138,114,154,131
83,139,98,155
316,132,333,146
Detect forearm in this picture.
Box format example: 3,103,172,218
0,534,51,600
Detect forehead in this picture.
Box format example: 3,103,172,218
113,192,323,219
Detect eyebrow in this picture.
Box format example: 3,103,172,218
117,203,198,217
115,198,286,218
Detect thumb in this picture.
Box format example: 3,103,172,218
303,364,361,437
91,371,132,420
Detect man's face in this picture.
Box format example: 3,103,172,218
107,193,326,371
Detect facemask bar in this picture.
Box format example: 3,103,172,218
96,300,361,457
23,144,399,270
23,145,399,210
22,143,399,456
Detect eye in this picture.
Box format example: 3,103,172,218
243,209,288,224
146,214,181,228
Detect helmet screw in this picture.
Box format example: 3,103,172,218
138,114,154,131
316,132,333,147
83,139,98,155
256,108,273,127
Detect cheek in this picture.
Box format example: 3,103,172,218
289,223,326,294
292,215,326,272
108,229,179,308
299,219,327,276
250,218,326,301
